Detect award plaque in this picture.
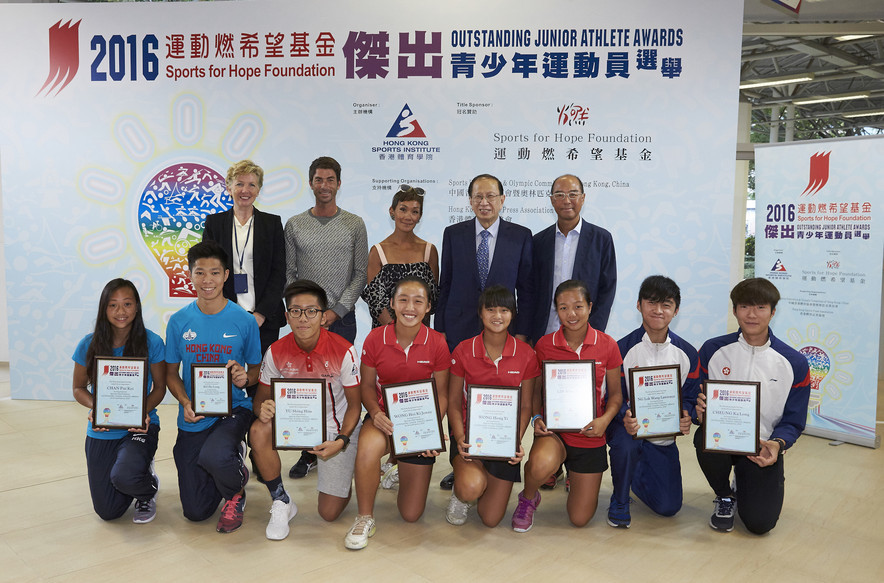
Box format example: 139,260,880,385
465,384,521,461
702,380,761,455
190,364,232,417
271,378,327,450
381,379,445,458
628,364,683,440
542,360,597,432
92,356,148,430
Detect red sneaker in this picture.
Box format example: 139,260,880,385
216,492,246,533
540,467,563,490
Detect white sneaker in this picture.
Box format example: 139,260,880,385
445,492,472,526
380,463,399,490
344,515,376,550
265,498,298,540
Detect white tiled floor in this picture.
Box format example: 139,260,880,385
0,370,882,583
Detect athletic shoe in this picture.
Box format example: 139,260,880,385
511,490,541,533
289,451,317,479
540,467,563,490
134,462,159,524
439,471,454,490
380,462,399,490
606,498,631,529
445,492,472,526
709,496,736,532
265,498,298,540
344,515,376,550
216,491,247,533
216,450,249,533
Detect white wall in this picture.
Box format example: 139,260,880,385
0,158,8,362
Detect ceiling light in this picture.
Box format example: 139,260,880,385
793,92,870,106
739,73,815,90
842,109,884,118
834,35,873,42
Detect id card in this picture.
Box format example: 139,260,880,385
234,273,248,294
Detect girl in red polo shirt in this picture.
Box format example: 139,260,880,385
446,286,539,527
344,276,450,550
512,279,622,532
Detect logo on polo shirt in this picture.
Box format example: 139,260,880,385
722,367,731,376
183,329,197,341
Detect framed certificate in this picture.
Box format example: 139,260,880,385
190,364,232,417
92,356,148,430
628,365,683,440
542,360,596,432
465,385,521,461
271,378,327,450
702,380,761,455
381,379,445,458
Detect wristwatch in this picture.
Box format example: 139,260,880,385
773,437,787,454
335,433,351,451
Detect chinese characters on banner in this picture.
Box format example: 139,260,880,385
756,137,884,448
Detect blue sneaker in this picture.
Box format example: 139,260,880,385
709,496,735,532
606,497,631,528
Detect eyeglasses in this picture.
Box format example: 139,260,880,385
287,307,322,319
399,184,425,197
471,193,502,203
551,191,583,200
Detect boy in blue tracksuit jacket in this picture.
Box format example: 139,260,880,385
694,278,810,535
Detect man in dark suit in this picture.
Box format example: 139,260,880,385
435,174,533,490
531,174,616,344
436,173,534,351
202,161,286,361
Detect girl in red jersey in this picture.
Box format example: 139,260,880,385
446,286,539,527
512,279,622,532
344,276,450,550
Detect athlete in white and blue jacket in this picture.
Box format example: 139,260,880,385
606,276,699,528
694,278,810,535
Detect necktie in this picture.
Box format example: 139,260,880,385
478,230,491,289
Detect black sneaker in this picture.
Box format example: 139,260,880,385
439,471,454,490
709,496,736,532
289,451,317,479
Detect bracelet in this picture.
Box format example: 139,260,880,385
530,414,542,426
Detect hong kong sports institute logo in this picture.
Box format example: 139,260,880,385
38,19,81,96
386,103,426,138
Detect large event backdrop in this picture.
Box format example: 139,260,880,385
0,0,743,400
756,137,884,448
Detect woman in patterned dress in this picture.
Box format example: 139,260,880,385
361,184,439,329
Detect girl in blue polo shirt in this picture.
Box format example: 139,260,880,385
72,278,166,523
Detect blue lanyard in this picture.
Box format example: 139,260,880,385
233,217,253,272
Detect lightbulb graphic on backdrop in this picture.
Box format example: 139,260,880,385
137,162,229,297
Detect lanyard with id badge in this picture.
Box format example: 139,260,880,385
233,218,252,294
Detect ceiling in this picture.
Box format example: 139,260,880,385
741,0,884,138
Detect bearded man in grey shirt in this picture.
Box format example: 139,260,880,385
283,156,368,479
